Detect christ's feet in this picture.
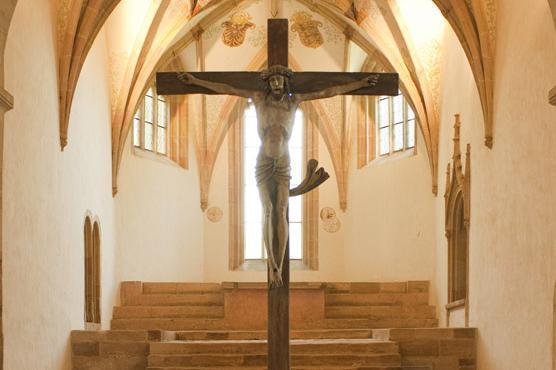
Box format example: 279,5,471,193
270,268,283,288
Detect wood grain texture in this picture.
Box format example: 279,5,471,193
267,18,290,370
156,71,399,96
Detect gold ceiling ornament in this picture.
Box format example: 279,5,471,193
291,11,324,48
221,11,256,47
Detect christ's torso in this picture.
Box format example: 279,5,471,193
253,94,298,159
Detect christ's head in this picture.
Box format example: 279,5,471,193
261,65,293,98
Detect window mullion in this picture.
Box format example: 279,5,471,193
154,87,159,153
389,97,394,155
403,99,407,152
140,100,145,150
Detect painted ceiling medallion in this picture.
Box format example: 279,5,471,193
207,207,223,223
221,11,256,47
291,11,324,49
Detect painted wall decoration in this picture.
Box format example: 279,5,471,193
320,207,341,233
291,11,324,49
221,11,256,47
207,207,223,223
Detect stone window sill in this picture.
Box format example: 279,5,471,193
235,259,312,271
367,147,417,168
132,146,182,169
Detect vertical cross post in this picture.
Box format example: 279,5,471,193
267,18,290,370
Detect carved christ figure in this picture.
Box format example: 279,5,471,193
178,66,378,287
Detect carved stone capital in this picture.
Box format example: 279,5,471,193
191,26,205,41
343,27,354,39
549,86,556,106
0,87,14,112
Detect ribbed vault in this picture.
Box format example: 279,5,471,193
52,0,498,202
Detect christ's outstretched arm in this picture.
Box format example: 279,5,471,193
177,72,255,98
296,75,380,102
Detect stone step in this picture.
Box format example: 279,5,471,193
319,318,438,330
147,367,401,370
113,306,225,319
325,292,429,307
325,305,436,319
148,353,401,368
325,282,429,294
372,328,477,369
143,283,223,294
174,329,374,341
150,339,399,355
124,293,224,306
111,318,438,331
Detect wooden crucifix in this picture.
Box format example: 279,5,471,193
157,18,398,370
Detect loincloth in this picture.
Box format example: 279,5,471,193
255,152,291,186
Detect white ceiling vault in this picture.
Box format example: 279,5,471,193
56,0,496,204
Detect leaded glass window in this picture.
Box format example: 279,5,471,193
375,93,416,156
133,86,170,155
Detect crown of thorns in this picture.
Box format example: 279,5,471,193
260,65,293,80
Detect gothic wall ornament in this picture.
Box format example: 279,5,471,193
291,11,324,48
221,11,255,47
444,114,471,328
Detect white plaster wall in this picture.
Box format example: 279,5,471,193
343,131,436,283
202,102,435,285
435,1,556,369
3,0,117,369
115,137,204,282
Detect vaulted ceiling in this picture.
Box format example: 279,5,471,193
56,0,496,203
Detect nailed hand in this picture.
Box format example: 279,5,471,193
177,72,195,84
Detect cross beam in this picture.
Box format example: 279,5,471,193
156,71,399,96
156,18,399,370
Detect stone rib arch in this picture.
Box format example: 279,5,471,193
58,0,122,149
110,0,259,195
297,0,439,193
0,2,18,368
109,0,434,197
432,0,495,148
49,0,499,197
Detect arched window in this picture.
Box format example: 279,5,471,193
376,93,415,156
84,216,100,328
357,93,416,168
133,85,189,168
229,102,319,270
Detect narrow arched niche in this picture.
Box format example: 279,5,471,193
84,216,101,330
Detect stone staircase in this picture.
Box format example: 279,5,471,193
71,281,476,370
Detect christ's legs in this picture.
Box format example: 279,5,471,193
258,180,282,286
274,180,290,286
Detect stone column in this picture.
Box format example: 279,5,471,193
0,87,13,370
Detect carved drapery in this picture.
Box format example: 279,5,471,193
444,114,471,327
